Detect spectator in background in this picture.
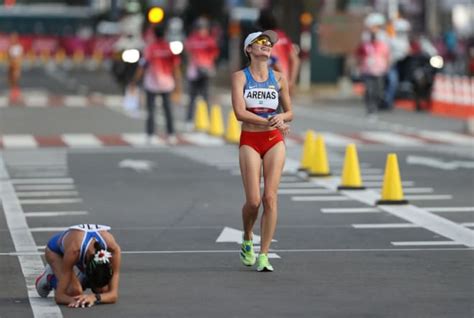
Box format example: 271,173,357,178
257,9,300,96
383,17,410,110
184,17,220,130
356,25,390,116
7,33,23,103
132,25,182,145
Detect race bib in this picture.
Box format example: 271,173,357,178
69,224,111,232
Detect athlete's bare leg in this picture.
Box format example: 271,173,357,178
260,142,286,254
239,145,262,241
45,248,83,296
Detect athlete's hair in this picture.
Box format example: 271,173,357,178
86,242,113,289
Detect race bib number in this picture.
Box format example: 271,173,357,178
69,224,111,231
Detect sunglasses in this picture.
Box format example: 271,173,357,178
252,38,273,47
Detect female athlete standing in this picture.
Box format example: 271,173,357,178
231,30,293,272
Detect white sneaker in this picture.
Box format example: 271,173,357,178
35,264,54,298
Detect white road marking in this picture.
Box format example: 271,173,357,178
121,133,166,147
292,196,351,202
29,227,68,232
62,134,103,148
278,182,321,188
0,156,63,317
307,174,474,247
15,184,76,191
16,191,79,197
2,135,38,148
363,181,415,187
278,188,334,194
64,95,88,107
407,155,474,170
391,241,463,246
24,211,88,217
462,223,474,227
23,92,48,107
404,194,452,200
2,247,473,257
418,131,474,146
360,131,424,146
0,96,8,107
12,172,68,178
321,207,380,213
181,133,225,146
353,223,419,229
11,178,74,184
20,198,82,204
316,132,359,147
425,207,474,213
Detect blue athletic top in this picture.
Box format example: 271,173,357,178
47,224,110,271
243,67,280,118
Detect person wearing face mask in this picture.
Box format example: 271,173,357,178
356,25,390,116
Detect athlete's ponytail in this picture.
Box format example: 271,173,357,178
86,242,113,289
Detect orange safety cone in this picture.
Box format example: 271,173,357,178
376,153,408,205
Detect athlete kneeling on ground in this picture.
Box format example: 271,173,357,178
35,224,121,307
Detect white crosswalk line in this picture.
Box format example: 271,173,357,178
292,195,350,202
11,178,74,184
0,96,8,108
353,223,419,229
278,188,334,194
15,184,76,191
181,133,225,146
317,132,359,146
360,131,424,146
321,207,380,213
62,134,103,147
425,207,474,213
64,95,88,107
391,241,462,246
404,194,452,200
20,198,82,204
16,191,79,197
2,135,38,148
418,131,474,146
121,133,166,147
23,92,49,107
24,211,88,217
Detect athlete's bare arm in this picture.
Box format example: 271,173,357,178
267,71,293,134
55,247,81,305
231,71,272,127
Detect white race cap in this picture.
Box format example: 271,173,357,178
243,30,278,56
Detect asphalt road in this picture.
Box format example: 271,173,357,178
0,68,473,317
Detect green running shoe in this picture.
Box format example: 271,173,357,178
240,239,256,266
256,253,274,272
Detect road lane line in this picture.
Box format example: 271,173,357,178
391,241,463,246
404,194,452,200
2,135,38,149
360,131,424,146
425,207,474,213
2,247,473,257
0,156,63,317
11,178,74,184
15,185,76,191
353,223,419,229
292,196,351,202
20,198,82,204
16,191,79,197
24,211,88,217
418,131,474,146
30,227,68,232
321,208,381,213
303,173,474,247
11,172,68,178
121,133,166,147
278,182,318,188
62,134,103,148
363,181,415,187
278,189,334,194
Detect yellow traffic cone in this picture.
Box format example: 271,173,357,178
225,111,241,143
308,134,331,177
55,49,66,64
338,143,365,190
208,104,225,137
299,130,316,171
376,153,408,205
194,99,210,132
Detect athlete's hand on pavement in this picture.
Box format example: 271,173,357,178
268,114,285,128
69,294,96,308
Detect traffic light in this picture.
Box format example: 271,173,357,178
148,7,165,24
